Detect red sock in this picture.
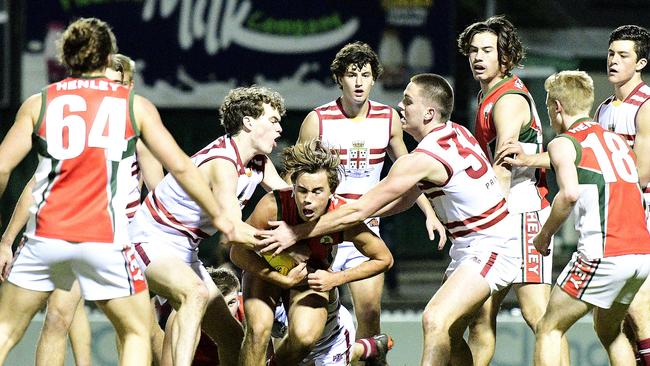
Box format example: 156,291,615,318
637,338,650,366
356,337,378,360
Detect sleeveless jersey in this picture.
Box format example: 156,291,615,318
560,119,650,259
25,77,137,244
316,98,392,199
274,188,345,269
129,135,265,246
596,82,650,198
414,122,517,256
474,75,549,213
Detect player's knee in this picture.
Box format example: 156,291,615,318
43,308,74,334
179,281,209,310
245,321,271,347
289,327,319,352
357,306,380,325
534,316,556,337
422,309,448,336
521,303,546,329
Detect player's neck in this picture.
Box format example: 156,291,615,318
339,96,369,119
480,74,506,95
614,74,644,101
230,134,257,164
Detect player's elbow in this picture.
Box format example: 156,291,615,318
557,188,579,205
378,251,394,272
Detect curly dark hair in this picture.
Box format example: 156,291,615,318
283,139,343,193
220,86,286,135
609,25,650,62
58,18,117,75
457,15,524,74
330,41,383,85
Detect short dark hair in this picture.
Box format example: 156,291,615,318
58,17,117,75
609,25,650,62
457,15,524,74
410,73,454,122
206,266,240,296
220,86,286,135
330,41,383,84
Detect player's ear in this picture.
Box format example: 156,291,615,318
242,116,254,130
636,57,648,72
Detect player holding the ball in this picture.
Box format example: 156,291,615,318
231,139,393,366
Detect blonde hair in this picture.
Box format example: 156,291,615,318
110,53,135,85
283,139,343,193
544,70,594,115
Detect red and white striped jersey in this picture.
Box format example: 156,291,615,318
559,118,650,259
414,122,518,256
316,99,392,199
596,82,650,202
128,135,265,246
25,77,137,244
596,82,650,147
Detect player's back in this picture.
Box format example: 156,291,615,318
414,122,517,255
27,77,136,244
561,119,650,259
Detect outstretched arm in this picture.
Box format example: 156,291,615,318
495,140,550,169
260,152,448,254
135,95,255,245
533,137,579,255
385,109,446,247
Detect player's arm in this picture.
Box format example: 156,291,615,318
634,102,650,188
0,94,39,197
534,137,579,256
297,111,319,143
260,152,448,254
229,193,307,289
261,159,291,191
203,158,262,249
135,95,252,245
0,178,35,281
135,140,164,191
307,225,393,292
495,140,550,169
385,108,446,246
491,94,531,197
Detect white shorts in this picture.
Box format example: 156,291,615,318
557,252,650,309
133,241,211,283
513,208,553,284
330,217,380,272
300,305,356,366
9,235,146,301
445,247,520,294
